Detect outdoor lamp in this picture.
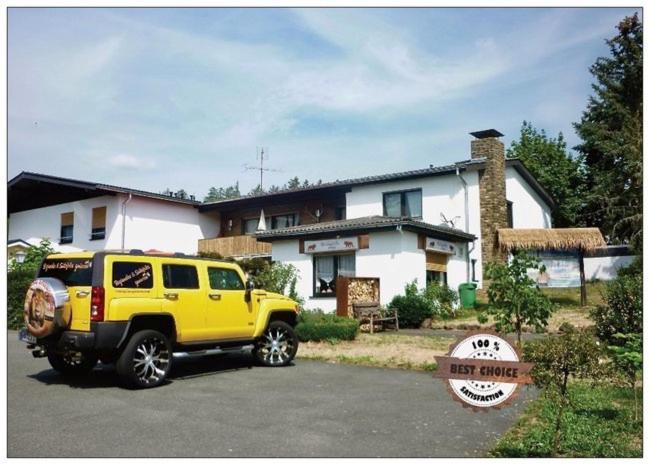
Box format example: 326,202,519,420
15,250,26,264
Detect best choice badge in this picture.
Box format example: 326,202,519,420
433,331,534,410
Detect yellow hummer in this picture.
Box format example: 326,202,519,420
21,250,300,388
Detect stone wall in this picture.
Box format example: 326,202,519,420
471,135,508,270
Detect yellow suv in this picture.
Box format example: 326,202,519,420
20,250,300,388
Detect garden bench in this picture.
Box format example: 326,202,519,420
352,301,399,334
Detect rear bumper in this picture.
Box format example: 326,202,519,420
55,322,128,352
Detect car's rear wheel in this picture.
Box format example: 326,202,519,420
116,330,172,389
253,321,298,367
47,350,98,376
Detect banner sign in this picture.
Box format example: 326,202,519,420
527,250,581,288
425,237,457,255
304,237,358,254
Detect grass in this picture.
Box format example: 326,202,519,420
297,332,453,371
490,382,643,458
431,282,606,333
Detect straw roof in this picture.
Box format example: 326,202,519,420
498,228,606,253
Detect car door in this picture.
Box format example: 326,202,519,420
204,265,255,340
159,262,207,342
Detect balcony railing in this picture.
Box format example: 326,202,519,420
198,235,272,258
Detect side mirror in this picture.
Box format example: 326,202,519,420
244,279,255,302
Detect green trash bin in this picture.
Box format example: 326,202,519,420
458,282,478,309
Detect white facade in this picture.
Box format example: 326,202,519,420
505,167,553,229
8,194,219,255
271,229,468,312
584,255,635,281
343,167,553,288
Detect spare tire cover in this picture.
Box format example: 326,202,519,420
24,278,70,338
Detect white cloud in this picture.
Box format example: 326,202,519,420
107,154,156,170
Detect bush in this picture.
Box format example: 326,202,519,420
295,311,359,342
424,281,459,319
389,281,433,328
590,273,642,343
523,324,607,456
8,268,36,330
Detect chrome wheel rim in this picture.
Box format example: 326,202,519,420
133,336,170,384
260,327,294,365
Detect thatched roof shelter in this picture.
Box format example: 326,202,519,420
497,228,606,253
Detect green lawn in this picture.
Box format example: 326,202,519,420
432,282,605,332
490,382,642,458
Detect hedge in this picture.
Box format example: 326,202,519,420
295,312,359,342
8,268,35,330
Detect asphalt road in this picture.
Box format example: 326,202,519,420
8,331,536,457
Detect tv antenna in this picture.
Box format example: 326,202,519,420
244,147,281,190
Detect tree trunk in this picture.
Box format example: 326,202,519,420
553,373,570,456
578,249,587,307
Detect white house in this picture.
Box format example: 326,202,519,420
8,172,219,254
247,129,555,311
8,129,571,311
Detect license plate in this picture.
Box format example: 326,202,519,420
18,329,37,345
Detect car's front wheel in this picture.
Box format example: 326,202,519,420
47,350,98,376
116,330,172,389
253,321,298,367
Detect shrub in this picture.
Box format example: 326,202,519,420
524,324,607,456
295,311,359,342
8,268,36,330
424,281,459,319
590,273,642,343
609,332,642,420
388,281,434,328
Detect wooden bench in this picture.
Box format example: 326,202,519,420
352,302,399,334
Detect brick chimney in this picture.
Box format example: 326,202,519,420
470,129,508,270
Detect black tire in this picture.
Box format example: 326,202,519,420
253,321,298,367
47,350,98,377
116,330,172,389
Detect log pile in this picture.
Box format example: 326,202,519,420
336,276,381,319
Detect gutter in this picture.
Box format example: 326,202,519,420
121,193,132,249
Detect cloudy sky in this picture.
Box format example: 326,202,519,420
8,7,640,199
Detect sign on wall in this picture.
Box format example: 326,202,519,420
527,251,581,288
304,237,358,254
425,237,457,255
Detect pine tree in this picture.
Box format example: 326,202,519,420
574,13,642,248
507,121,586,227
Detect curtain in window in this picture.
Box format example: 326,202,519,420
315,256,335,293
338,254,356,277
404,190,422,218
384,193,401,217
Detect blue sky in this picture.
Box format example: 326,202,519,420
8,7,640,199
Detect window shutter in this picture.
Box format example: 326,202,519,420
92,207,107,229
61,212,74,226
426,251,448,272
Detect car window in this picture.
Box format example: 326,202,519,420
163,264,199,289
112,262,154,289
38,258,92,286
208,267,245,290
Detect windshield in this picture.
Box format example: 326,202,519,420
38,258,93,286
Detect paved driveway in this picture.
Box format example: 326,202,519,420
8,331,536,457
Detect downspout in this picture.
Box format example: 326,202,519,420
456,166,474,282
121,193,132,250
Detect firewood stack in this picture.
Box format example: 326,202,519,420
346,278,380,317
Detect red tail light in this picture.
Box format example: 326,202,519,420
90,286,105,322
